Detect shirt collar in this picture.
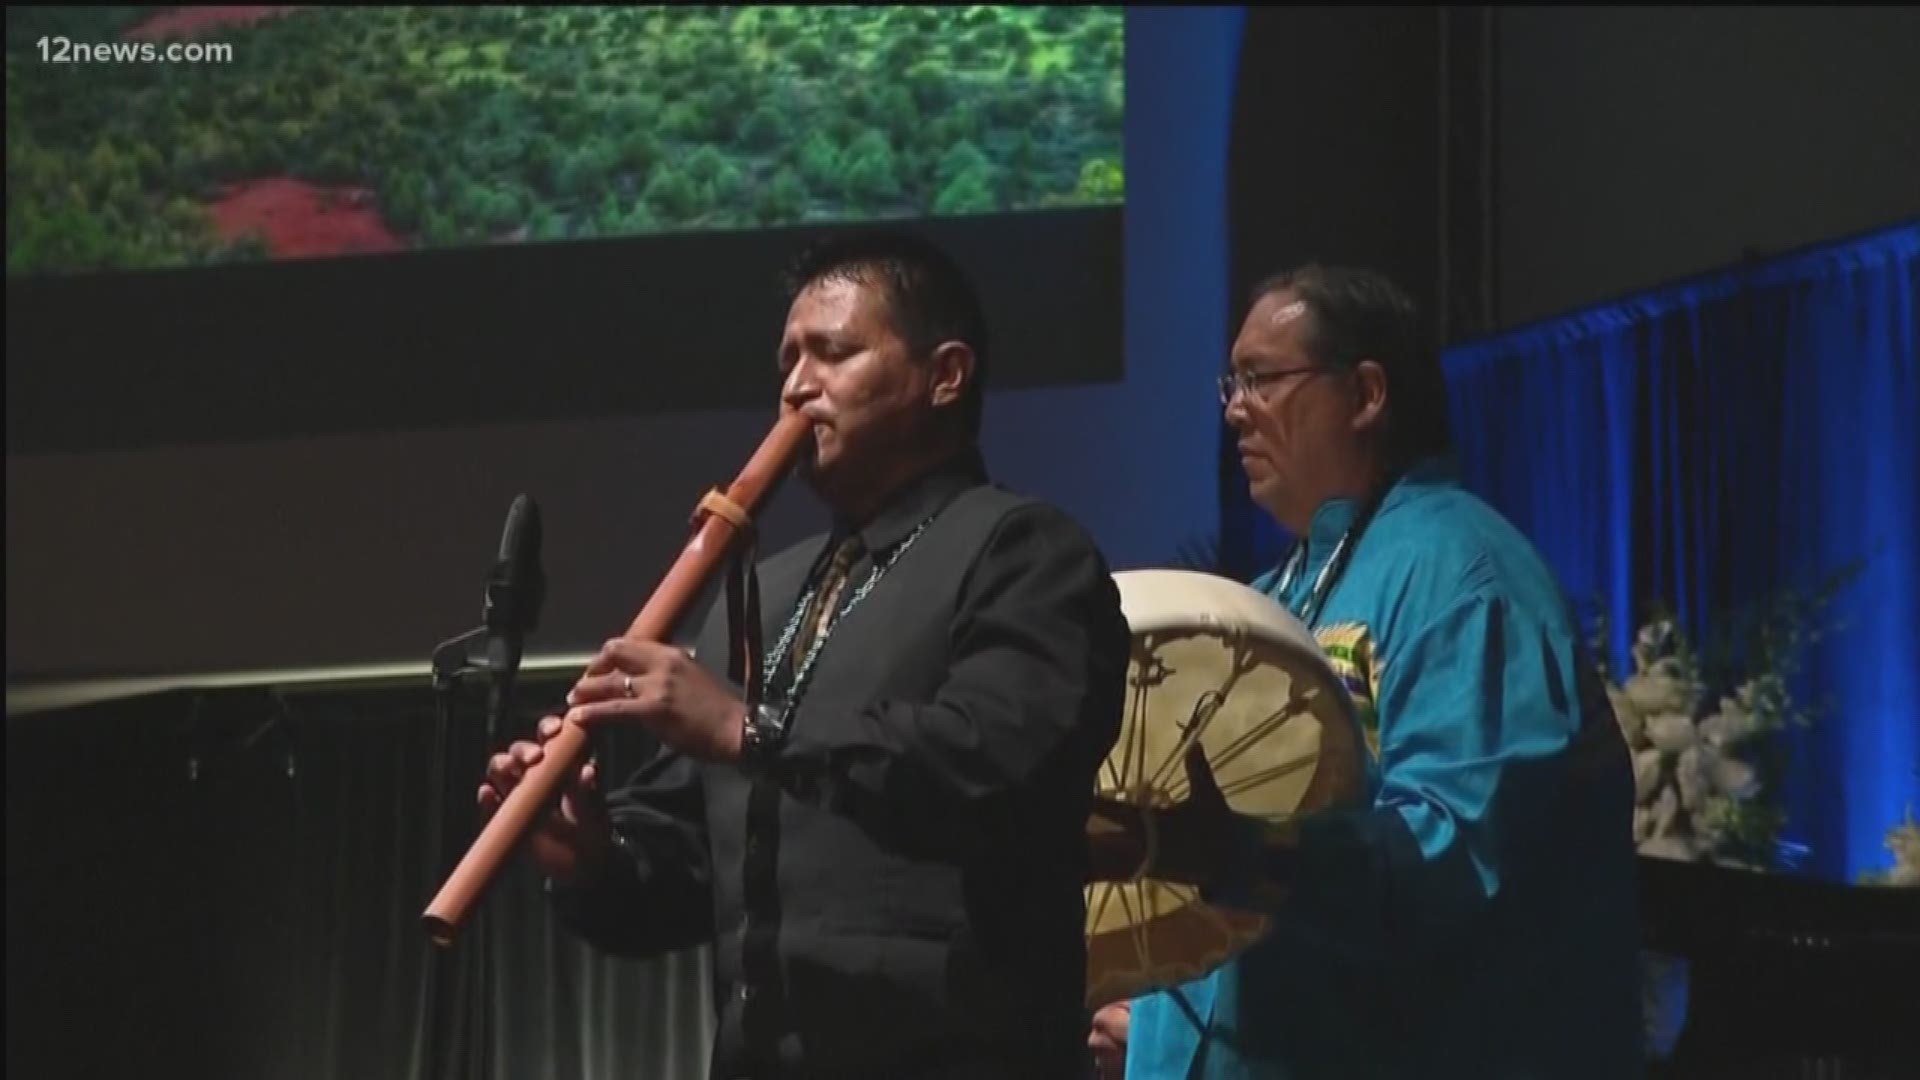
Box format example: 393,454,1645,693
835,446,988,555
1303,453,1461,550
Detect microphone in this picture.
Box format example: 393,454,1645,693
480,495,542,739
430,494,547,741
483,493,544,677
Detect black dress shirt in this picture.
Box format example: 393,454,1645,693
551,449,1130,1079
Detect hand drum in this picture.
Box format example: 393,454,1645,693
1085,569,1369,1008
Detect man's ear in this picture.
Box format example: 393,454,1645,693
928,341,975,409
1351,359,1389,435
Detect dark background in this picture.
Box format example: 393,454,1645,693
5,209,1120,455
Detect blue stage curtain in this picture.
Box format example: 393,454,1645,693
1436,222,1919,883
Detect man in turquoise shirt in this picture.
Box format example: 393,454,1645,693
1088,266,1642,1078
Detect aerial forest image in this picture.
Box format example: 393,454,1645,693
5,5,1125,275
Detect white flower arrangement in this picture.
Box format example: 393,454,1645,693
1859,807,1920,888
1594,562,1859,872
1605,618,1782,869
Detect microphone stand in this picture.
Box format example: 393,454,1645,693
425,495,544,1078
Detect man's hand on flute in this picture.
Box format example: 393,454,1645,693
478,715,614,887
563,638,748,765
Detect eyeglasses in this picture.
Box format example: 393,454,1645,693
1216,365,1327,406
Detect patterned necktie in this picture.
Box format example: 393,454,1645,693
792,533,864,668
